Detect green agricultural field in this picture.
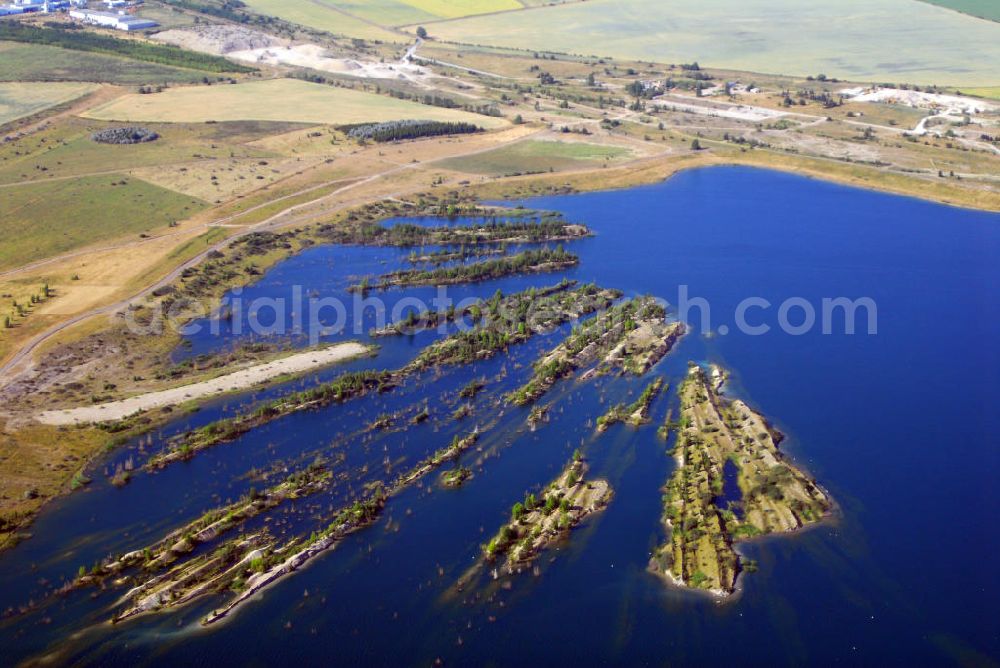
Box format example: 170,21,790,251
0,176,206,270
424,0,1000,87
920,0,1000,21
437,139,631,175
0,42,208,85
963,87,1000,100
81,78,509,127
0,82,98,126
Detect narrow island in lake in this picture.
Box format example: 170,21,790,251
349,246,579,292
596,376,666,432
650,365,833,596
508,297,685,406
318,212,591,248
145,370,396,470
106,429,486,625
484,453,611,575
146,282,622,472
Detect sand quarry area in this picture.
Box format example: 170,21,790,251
839,86,1000,114
36,341,371,426
154,25,431,83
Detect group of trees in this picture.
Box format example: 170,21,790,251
150,370,395,468
508,297,667,406
320,216,586,248
344,120,480,143
91,127,159,145
4,284,52,330
406,282,617,370
597,377,665,430
358,246,578,291
363,85,501,117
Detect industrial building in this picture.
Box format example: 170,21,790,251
68,7,157,30
0,0,157,30
0,0,83,13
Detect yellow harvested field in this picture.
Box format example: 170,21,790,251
0,82,98,125
80,79,508,128
400,0,521,18
330,0,521,24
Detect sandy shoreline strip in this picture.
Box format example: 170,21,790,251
36,341,372,426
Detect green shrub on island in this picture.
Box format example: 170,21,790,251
350,246,579,291
318,216,589,248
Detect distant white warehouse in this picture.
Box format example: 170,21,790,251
68,8,157,30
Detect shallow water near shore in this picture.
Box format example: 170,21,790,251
1,166,998,665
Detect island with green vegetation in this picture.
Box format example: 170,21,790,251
373,278,584,337
107,429,484,625
650,365,833,596
441,466,473,488
71,461,333,612
145,370,395,470
318,215,592,248
349,246,579,292
483,453,612,574
508,297,685,406
404,282,622,370
144,282,622,472
405,246,506,266
596,377,666,432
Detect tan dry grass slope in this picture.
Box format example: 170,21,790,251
81,78,508,127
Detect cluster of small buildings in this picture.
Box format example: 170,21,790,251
1,0,159,31
637,80,665,94
0,0,86,16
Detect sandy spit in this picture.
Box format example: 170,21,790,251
36,341,371,426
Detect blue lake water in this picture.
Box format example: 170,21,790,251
1,166,998,665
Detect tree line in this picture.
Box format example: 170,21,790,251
343,120,480,143
0,23,254,73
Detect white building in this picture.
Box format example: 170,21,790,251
69,8,157,30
